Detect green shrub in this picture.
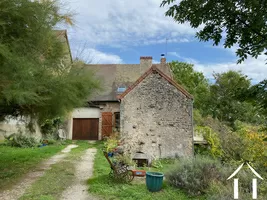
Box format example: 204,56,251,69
218,123,267,170
166,155,267,198
42,139,57,145
42,133,58,145
205,181,258,200
103,133,119,152
165,155,223,196
195,126,223,158
151,158,163,170
4,133,41,148
206,167,266,200
205,182,234,200
193,109,204,126
40,117,63,135
113,153,135,166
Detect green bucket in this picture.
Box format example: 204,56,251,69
146,172,164,192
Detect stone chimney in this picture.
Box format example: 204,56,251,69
140,56,152,69
160,54,166,64
158,53,173,79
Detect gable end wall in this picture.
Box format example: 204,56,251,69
120,72,193,159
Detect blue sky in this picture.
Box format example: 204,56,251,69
62,0,267,83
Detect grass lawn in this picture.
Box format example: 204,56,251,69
20,141,97,200
0,141,71,190
88,143,202,200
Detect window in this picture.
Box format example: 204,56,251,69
114,112,120,132
117,87,126,94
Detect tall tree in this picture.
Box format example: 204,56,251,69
161,0,267,63
208,71,258,125
0,0,99,126
248,79,267,118
170,61,210,113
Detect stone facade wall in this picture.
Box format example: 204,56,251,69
120,72,193,160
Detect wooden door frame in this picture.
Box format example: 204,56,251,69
101,112,113,139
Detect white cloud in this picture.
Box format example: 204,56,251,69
72,45,123,64
168,51,198,64
152,59,160,64
168,45,267,83
65,0,196,48
192,55,267,83
59,0,267,82
89,49,123,64
142,38,190,46
168,51,181,58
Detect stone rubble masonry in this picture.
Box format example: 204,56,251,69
120,72,193,160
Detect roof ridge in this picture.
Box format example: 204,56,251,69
117,65,193,100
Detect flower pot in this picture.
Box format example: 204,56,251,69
107,152,114,157
146,172,164,192
132,169,146,177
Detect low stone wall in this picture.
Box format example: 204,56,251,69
0,117,42,140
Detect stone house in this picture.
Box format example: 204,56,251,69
118,66,194,159
66,56,194,159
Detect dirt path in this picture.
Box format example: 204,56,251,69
0,144,78,200
60,148,98,200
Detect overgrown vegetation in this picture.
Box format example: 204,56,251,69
169,61,267,199
189,112,267,199
40,117,62,137
103,133,119,152
194,126,223,158
170,61,267,126
166,156,267,199
0,0,99,129
4,133,41,148
166,156,223,196
3,130,66,148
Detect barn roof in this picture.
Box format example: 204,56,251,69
86,58,173,101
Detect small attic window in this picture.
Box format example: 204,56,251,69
117,87,126,93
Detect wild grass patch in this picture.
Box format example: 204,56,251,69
0,143,66,190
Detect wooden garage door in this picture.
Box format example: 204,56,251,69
72,118,99,140
102,112,113,138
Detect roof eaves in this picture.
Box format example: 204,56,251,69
54,29,73,63
117,65,193,100
64,30,73,63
